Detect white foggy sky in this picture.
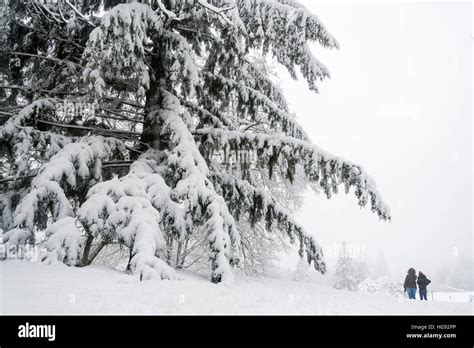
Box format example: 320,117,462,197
278,1,472,279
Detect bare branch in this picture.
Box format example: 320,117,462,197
65,0,96,27
36,119,142,137
34,0,62,24
156,0,178,19
0,111,15,117
15,22,85,50
103,97,145,109
0,160,137,184
174,25,221,43
9,51,83,68
0,85,84,96
0,174,36,184
97,107,144,123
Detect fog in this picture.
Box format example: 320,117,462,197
278,1,472,282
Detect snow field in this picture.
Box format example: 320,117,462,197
1,260,471,315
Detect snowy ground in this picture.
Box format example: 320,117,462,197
431,292,474,304
1,260,472,315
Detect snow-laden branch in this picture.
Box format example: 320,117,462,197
0,98,56,137
41,217,83,266
64,0,96,27
212,171,326,272
201,71,307,140
237,0,338,92
79,150,183,279
9,51,83,69
154,90,241,283
198,128,391,221
83,2,164,99
156,0,178,19
244,59,289,112
0,99,72,178
197,0,235,26
182,99,233,129
4,136,126,246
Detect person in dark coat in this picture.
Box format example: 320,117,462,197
404,267,417,300
417,271,431,300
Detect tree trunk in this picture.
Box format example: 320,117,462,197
175,240,182,269
178,237,190,269
140,39,168,152
80,234,94,266
167,235,174,265
126,247,133,272
86,240,107,265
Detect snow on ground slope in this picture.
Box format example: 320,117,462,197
0,260,472,315
432,292,473,303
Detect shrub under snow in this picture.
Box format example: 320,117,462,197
358,276,404,297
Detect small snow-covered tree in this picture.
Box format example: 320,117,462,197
358,276,403,297
334,241,368,291
294,256,311,282
0,0,390,283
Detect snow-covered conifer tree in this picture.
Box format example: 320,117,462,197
293,257,311,282
334,241,368,291
0,0,390,283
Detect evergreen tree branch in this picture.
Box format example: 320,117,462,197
201,71,307,140
211,171,325,272
199,128,391,221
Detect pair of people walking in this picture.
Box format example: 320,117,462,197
403,268,431,300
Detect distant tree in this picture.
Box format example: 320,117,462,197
334,241,368,291
358,276,403,297
294,256,311,282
